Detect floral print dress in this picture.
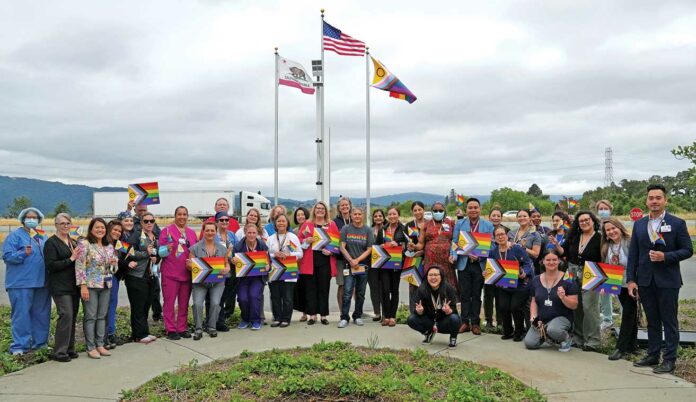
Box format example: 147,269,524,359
75,242,116,289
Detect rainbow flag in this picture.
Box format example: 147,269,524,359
287,242,298,253
325,226,341,254
568,199,578,209
561,223,570,232
235,251,269,277
484,259,518,288
471,231,492,258
301,225,312,237
371,245,402,269
191,256,226,284
128,182,160,206
268,256,299,282
403,255,424,279
401,267,422,287
384,231,393,243
33,228,46,238
582,261,624,295
456,194,465,206
370,56,417,103
115,240,130,253
69,225,82,240
407,226,419,239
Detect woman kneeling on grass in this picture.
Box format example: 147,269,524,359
407,265,462,348
524,250,578,352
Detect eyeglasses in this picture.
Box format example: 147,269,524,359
578,218,592,224
142,219,156,224
218,219,229,223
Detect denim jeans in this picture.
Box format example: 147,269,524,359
341,273,367,321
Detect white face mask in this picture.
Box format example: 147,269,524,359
598,210,611,219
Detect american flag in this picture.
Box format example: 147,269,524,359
323,21,365,56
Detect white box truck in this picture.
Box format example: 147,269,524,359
93,190,272,221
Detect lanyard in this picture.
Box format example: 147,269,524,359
469,219,480,233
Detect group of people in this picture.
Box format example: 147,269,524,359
2,185,692,375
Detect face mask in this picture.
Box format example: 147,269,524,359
433,211,445,221
598,210,611,219
24,218,39,229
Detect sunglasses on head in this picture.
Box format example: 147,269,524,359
142,219,155,224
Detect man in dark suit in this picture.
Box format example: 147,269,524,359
627,184,693,374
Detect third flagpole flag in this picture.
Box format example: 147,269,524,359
370,56,417,103
323,21,366,56
277,56,315,95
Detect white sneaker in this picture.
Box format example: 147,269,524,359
354,318,364,326
146,335,157,342
600,321,613,331
338,320,349,328
559,337,572,352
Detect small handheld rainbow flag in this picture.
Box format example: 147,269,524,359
128,182,160,206
582,261,624,295
407,226,419,239
325,226,341,254
567,199,578,209
560,223,570,232
235,251,269,277
471,231,492,258
371,245,403,269
268,256,299,282
403,255,424,279
384,230,393,243
115,240,130,253
301,224,312,237
69,225,82,240
484,259,518,288
401,267,422,287
33,228,46,239
191,256,226,284
287,241,298,253
456,194,465,206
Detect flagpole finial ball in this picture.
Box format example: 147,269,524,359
320,8,324,14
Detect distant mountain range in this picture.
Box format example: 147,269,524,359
0,175,577,216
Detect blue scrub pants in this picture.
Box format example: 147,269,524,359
7,287,51,354
106,277,120,337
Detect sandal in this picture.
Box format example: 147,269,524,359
389,319,396,327
300,314,308,322
381,319,389,326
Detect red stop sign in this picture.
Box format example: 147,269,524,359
630,208,644,221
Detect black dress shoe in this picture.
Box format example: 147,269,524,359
68,352,79,359
653,361,676,374
53,354,71,363
633,355,660,367
216,323,230,332
179,331,191,339
501,333,514,340
167,332,181,340
608,349,623,361
270,321,281,328
582,345,597,352
513,333,524,342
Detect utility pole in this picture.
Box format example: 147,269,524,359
604,147,614,186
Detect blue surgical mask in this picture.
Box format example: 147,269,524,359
598,210,611,219
433,211,445,221
24,218,39,229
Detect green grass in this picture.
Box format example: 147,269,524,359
0,304,240,376
122,341,546,402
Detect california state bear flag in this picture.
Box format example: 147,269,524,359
277,56,315,95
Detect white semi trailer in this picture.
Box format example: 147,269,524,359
93,190,271,221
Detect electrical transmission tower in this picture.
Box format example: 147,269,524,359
604,147,614,186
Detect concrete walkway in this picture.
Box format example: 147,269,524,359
1,314,695,402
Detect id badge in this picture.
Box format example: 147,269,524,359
343,269,350,277
442,224,450,231
544,299,553,307
178,237,187,245
404,250,415,258
660,225,671,232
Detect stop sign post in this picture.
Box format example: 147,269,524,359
630,208,644,221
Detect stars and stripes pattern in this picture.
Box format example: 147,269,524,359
323,21,365,56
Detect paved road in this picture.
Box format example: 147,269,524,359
1,258,695,308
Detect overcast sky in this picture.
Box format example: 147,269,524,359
1,0,694,200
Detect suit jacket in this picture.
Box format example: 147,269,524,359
626,212,693,288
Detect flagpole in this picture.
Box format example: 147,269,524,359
316,8,328,205
365,47,371,225
274,47,279,206
321,9,329,206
